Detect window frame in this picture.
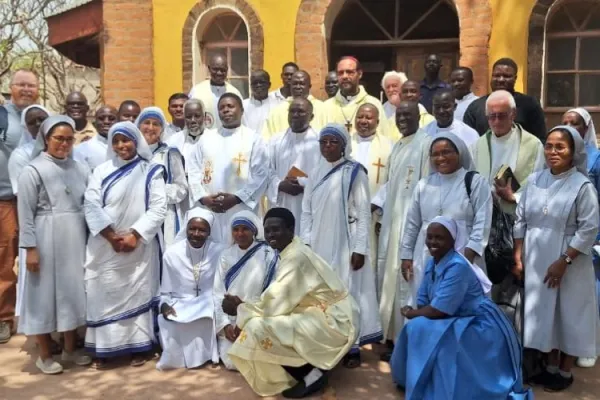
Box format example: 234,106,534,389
543,1,600,112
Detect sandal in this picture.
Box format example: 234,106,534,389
130,354,147,367
91,358,108,370
342,352,361,369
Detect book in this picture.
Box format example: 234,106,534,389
287,166,308,178
495,165,521,192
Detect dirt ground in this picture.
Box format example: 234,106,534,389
1,335,599,400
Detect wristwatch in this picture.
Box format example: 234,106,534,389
561,253,573,265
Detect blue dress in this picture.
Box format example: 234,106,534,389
390,250,533,400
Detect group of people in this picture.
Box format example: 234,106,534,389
0,50,598,399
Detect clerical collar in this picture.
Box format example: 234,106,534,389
251,96,269,105
436,121,455,130
357,133,376,142
291,128,309,135
221,126,240,135
97,134,108,144
188,129,203,139
211,84,226,95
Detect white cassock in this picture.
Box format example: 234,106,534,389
73,134,109,171
373,129,432,342
242,96,279,134
301,158,383,349
187,126,269,243
156,239,223,370
268,88,287,106
267,127,320,235
149,143,188,246
350,133,393,279
166,128,203,170
214,241,279,370
189,80,242,130
424,119,480,148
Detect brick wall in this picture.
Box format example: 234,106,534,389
101,0,154,107
295,0,493,97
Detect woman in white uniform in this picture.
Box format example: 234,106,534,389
515,125,600,392
17,115,91,374
400,132,492,312
213,210,279,370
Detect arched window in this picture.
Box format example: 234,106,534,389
545,0,600,109
199,13,249,98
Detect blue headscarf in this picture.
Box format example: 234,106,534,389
319,123,352,157
107,121,153,161
135,106,168,141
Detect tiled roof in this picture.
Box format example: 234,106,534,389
46,0,96,18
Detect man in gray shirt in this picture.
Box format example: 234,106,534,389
0,68,39,344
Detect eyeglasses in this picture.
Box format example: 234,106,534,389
11,82,37,89
544,144,569,153
431,149,458,158
319,139,341,146
486,112,510,121
50,136,75,144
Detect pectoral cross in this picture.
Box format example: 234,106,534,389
345,121,352,132
404,166,415,189
372,158,385,184
233,153,247,177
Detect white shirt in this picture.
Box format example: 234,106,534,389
268,89,287,106
73,134,108,171
455,92,479,122
424,119,480,147
242,96,278,134
355,134,375,167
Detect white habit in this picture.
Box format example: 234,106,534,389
267,127,320,235
301,158,383,348
157,238,223,370
187,125,269,243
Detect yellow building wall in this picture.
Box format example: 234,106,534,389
488,0,538,93
152,0,540,111
152,0,300,113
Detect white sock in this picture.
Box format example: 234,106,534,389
303,368,323,387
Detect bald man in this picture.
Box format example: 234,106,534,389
325,57,394,140
73,105,118,170
262,70,327,140
424,89,479,147
387,80,435,139
65,91,96,144
189,54,242,130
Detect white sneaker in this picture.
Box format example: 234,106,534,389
577,357,597,368
35,357,63,375
62,350,93,366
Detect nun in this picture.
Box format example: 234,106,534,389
400,132,492,317
17,115,91,374
515,125,600,391
156,208,224,370
300,123,382,368
136,107,188,246
213,210,279,370
83,121,167,369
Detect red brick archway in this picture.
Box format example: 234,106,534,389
181,0,264,92
295,0,492,97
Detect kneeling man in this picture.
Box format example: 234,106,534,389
223,208,359,398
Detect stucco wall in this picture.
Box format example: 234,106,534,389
152,0,539,112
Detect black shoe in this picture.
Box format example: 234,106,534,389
528,368,558,386
380,350,392,362
282,374,328,398
342,352,361,369
544,374,574,392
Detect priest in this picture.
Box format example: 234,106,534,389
187,93,269,243
242,70,278,134
424,90,480,147
325,57,394,140
226,208,359,398
189,54,242,130
166,99,208,169
262,70,327,140
267,98,321,234
73,105,118,170
373,101,432,360
350,103,393,276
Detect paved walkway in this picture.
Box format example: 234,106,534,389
1,335,599,399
